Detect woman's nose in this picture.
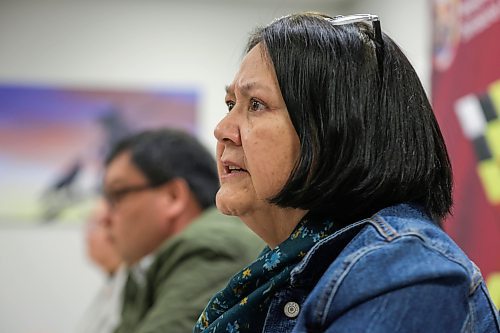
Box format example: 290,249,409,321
214,112,241,146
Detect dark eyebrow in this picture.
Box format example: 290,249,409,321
225,82,261,96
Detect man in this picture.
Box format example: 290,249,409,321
102,128,263,333
77,198,126,333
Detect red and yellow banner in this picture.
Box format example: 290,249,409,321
432,0,500,306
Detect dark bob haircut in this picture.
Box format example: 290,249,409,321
246,13,453,225
105,128,219,210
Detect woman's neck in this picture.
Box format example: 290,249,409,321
239,205,308,249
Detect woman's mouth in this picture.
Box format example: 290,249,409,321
221,160,248,177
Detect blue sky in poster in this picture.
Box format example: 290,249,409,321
0,84,197,126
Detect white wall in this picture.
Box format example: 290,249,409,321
0,225,102,333
0,1,430,332
340,0,432,92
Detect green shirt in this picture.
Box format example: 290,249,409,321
114,207,264,333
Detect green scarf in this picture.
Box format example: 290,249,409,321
194,215,336,333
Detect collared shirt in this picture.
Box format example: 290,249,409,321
128,254,155,289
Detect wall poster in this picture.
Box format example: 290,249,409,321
0,84,198,225
432,0,500,306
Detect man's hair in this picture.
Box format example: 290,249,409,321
246,13,453,225
105,128,219,210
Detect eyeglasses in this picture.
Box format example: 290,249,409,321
103,183,160,208
325,14,384,77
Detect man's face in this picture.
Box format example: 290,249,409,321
103,151,167,265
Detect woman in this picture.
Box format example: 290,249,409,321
195,13,500,332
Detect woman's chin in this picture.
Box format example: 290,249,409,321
215,191,248,217
216,199,240,216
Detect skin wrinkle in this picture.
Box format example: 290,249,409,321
215,43,306,248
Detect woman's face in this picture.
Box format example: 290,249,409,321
214,43,300,218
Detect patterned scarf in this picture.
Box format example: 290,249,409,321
194,215,336,333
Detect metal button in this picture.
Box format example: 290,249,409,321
283,301,300,318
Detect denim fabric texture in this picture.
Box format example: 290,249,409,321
262,203,500,333
194,217,338,333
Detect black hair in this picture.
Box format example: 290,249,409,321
105,128,219,210
246,13,453,225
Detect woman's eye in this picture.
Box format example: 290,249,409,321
226,101,235,112
250,99,265,112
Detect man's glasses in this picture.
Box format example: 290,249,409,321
104,183,161,208
325,14,385,77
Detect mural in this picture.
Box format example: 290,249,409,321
431,0,500,307
0,84,198,224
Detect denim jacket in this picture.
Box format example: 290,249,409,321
262,204,500,332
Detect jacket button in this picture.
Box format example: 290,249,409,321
284,301,300,318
